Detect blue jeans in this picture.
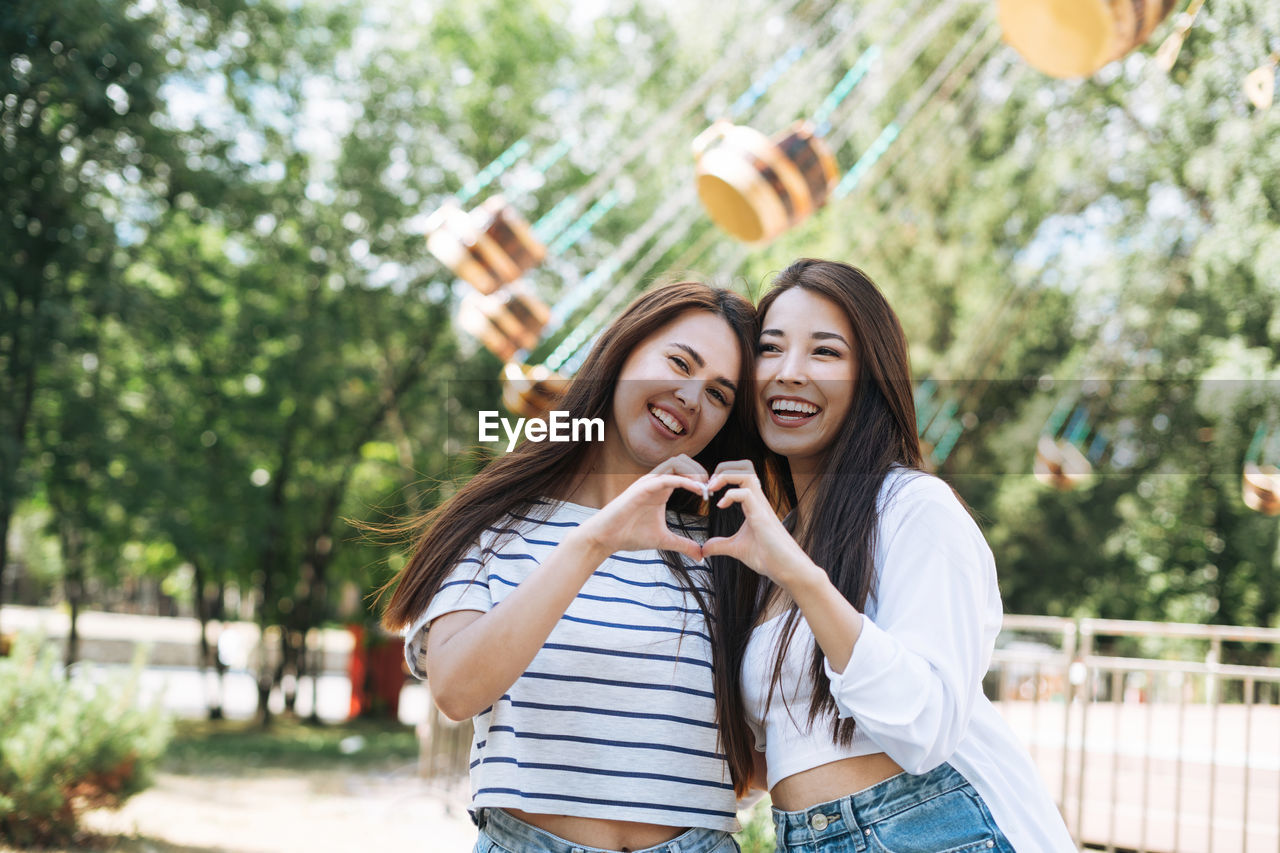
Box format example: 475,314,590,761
474,807,740,853
770,763,1014,852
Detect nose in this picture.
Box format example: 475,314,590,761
673,378,702,412
775,348,807,386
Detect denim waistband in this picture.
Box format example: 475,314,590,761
477,807,731,853
771,763,972,849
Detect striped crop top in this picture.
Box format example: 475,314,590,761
404,498,739,832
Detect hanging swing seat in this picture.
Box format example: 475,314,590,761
1243,462,1280,516
456,281,550,362
693,120,839,244
501,361,570,420
997,0,1178,78
426,196,546,294
1033,435,1094,490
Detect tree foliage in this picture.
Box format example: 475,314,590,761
2,0,1279,724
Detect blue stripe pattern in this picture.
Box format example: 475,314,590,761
474,789,736,818
418,501,735,830
470,760,731,789
508,699,718,729
484,525,559,547
540,642,714,670
484,573,702,616
509,512,579,527
520,671,715,699
558,613,711,643
591,568,710,595
502,729,726,760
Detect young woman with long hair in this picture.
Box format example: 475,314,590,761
381,281,758,853
704,259,1075,851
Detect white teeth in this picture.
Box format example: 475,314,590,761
771,399,818,415
649,405,684,434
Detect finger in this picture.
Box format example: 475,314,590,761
703,536,763,573
708,467,762,495
651,455,709,482
650,474,712,499
710,460,756,481
659,532,704,562
715,487,751,509
671,454,710,482
700,535,738,559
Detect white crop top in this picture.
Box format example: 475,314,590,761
742,611,881,789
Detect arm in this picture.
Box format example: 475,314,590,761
424,457,708,721
425,528,613,720
817,492,997,773
705,466,996,774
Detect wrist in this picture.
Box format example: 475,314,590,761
778,553,833,598
565,522,613,565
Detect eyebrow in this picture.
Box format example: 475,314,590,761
760,328,852,347
673,342,737,395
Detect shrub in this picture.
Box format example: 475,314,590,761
735,797,776,853
0,634,172,847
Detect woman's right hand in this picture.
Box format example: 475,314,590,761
577,454,709,562
703,460,821,590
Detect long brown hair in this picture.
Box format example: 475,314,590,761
711,259,924,793
381,281,759,639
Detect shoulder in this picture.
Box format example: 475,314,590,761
484,499,592,543
876,468,982,543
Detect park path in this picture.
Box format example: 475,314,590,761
73,767,477,853
2,605,475,852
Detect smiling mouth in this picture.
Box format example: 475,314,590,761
649,404,686,435
769,397,821,423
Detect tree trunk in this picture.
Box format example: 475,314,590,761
59,522,84,671
254,569,279,727
209,579,227,719
281,625,300,715
191,559,228,720
306,627,323,724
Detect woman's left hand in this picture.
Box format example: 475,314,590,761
702,460,818,589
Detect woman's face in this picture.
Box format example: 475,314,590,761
755,287,859,462
607,310,742,472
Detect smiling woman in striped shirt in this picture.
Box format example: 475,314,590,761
381,281,758,853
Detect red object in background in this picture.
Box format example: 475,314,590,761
347,624,406,719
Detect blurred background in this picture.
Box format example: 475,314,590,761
2,0,1279,849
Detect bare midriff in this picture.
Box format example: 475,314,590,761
769,752,904,812
502,809,687,851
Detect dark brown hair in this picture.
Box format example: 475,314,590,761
710,258,924,793
381,281,759,642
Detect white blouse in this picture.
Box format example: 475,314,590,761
742,468,1076,852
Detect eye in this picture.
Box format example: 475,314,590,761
757,342,780,354
669,354,690,373
708,387,729,406
814,346,841,357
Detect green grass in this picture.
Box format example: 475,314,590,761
161,717,419,774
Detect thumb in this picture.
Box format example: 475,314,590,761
701,535,738,560
661,532,704,563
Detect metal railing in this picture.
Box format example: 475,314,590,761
991,615,1280,853
415,614,1280,852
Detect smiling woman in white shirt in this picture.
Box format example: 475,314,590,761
702,259,1076,852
